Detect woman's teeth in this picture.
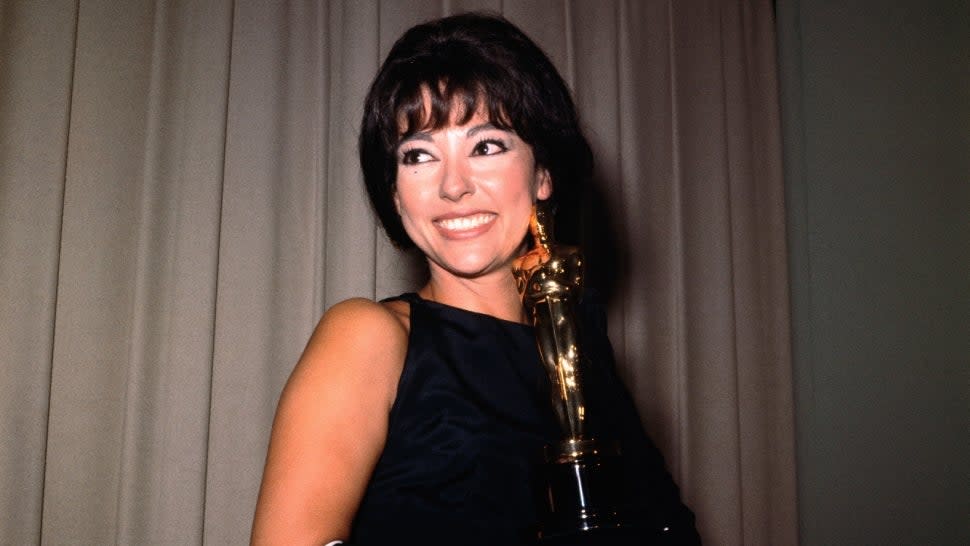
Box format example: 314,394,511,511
436,213,495,231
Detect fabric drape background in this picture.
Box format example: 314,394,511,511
0,1,796,544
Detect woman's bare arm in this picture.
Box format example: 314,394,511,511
251,298,408,545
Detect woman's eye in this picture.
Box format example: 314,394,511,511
471,139,508,156
400,149,433,165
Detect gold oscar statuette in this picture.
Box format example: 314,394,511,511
513,203,633,542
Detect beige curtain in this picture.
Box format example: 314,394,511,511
0,1,796,544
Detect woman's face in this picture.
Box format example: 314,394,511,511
393,101,551,281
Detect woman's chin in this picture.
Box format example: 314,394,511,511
430,254,507,280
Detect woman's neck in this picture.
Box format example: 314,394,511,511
419,268,527,324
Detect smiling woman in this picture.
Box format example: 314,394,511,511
250,12,698,546
0,1,800,543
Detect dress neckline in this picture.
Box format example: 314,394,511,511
398,292,534,331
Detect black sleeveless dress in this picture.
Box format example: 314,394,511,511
348,293,699,546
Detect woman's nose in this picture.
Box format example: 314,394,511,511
438,160,474,201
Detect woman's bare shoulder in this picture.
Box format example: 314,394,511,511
252,297,410,543
298,297,409,387
322,296,406,329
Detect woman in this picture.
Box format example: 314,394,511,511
251,13,698,546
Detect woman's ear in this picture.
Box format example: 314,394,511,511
535,168,552,200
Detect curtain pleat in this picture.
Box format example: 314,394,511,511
43,1,158,541
207,3,331,543
0,1,796,544
0,2,78,544
113,1,233,543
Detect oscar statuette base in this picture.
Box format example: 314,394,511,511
537,439,636,544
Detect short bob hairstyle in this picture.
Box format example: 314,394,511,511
359,12,593,249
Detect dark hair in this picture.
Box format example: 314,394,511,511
359,12,592,248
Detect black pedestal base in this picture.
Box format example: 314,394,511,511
537,447,634,542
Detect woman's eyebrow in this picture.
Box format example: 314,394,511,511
397,131,433,147
466,122,502,138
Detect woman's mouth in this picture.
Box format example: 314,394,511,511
434,213,496,234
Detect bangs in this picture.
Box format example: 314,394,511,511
389,68,515,141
